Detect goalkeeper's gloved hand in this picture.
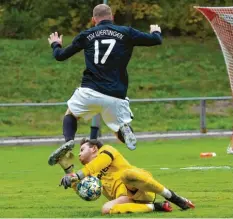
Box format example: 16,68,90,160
60,173,79,189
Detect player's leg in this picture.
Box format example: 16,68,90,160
106,201,171,214
115,124,134,142
90,126,99,139
121,168,195,210
128,189,173,212
48,108,77,169
90,114,101,139
63,108,78,142
117,124,136,150
118,98,137,150
101,96,136,150
48,88,100,170
102,192,171,214
57,151,75,173
102,180,172,214
101,196,133,214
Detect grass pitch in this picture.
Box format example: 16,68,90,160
0,137,232,218
1,37,232,137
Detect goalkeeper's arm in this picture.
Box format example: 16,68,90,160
60,150,113,189
76,151,113,180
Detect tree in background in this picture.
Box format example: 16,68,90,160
0,0,232,39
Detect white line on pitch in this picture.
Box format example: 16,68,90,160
145,166,232,170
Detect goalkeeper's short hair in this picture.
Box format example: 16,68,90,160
80,138,103,149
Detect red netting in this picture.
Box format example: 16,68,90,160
195,6,233,96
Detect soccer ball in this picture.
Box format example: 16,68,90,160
76,176,102,201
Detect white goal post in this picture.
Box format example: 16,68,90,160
195,6,233,151
195,6,233,96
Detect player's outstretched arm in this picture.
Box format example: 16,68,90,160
48,32,84,61
129,24,162,46
150,24,161,33
48,32,63,46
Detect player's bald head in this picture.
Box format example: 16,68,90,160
93,4,112,19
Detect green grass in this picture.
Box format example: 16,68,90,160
0,102,232,137
0,36,232,137
0,138,232,218
1,36,230,102
0,37,231,102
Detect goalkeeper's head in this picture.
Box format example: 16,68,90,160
79,138,103,165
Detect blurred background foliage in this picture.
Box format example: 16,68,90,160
0,0,232,39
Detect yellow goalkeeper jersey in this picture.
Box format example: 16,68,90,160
81,145,134,200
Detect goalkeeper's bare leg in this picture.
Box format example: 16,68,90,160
121,168,195,210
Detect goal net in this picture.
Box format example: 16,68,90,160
195,7,233,151
195,6,233,96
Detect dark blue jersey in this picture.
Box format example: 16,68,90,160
51,20,162,99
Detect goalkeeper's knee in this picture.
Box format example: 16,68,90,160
121,169,140,185
121,169,165,194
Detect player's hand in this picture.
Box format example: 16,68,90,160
150,25,161,33
59,173,79,189
48,32,63,46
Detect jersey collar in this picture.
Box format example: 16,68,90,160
97,20,113,26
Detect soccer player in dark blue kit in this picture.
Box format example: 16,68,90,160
47,4,162,168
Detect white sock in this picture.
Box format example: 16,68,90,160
147,203,155,211
160,188,172,199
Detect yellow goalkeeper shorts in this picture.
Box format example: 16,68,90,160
115,183,156,203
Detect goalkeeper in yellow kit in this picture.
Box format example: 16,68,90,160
48,139,195,214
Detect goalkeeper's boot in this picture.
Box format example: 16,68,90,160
165,190,195,210
227,145,233,154
48,140,75,166
120,124,137,150
154,201,172,212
